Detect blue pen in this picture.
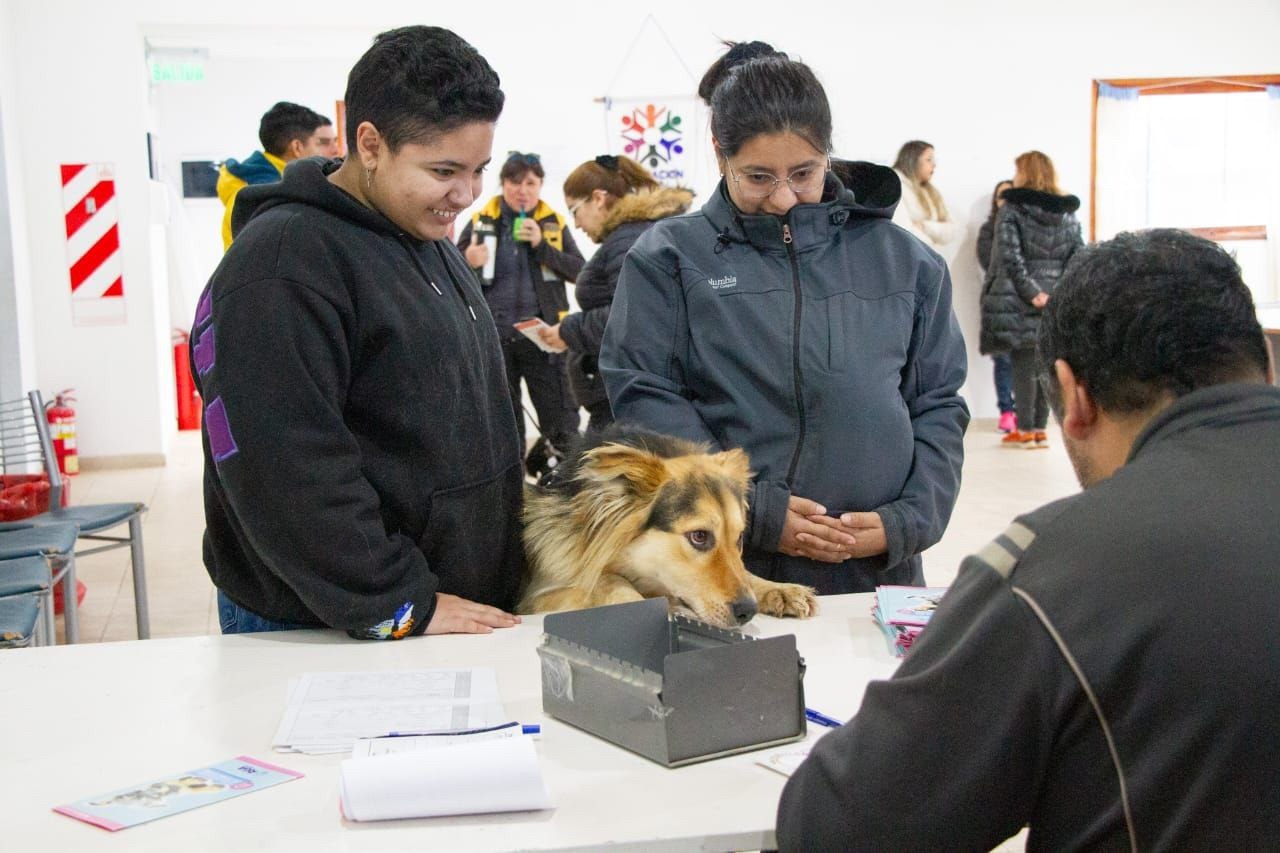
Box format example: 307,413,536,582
805,708,843,728
385,721,539,738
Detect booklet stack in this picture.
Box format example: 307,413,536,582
872,585,948,657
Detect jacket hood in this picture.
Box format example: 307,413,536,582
598,186,695,240
701,160,901,253
831,159,902,212
232,157,408,240
1003,187,1081,215
223,150,284,185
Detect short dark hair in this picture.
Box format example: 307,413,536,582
343,26,503,154
258,102,331,157
707,56,832,158
500,151,545,184
1039,229,1269,415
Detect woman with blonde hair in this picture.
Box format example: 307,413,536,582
537,155,693,432
980,150,1083,449
892,140,956,250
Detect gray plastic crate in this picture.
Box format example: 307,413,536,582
538,598,807,767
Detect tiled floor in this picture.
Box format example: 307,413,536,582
61,419,1081,644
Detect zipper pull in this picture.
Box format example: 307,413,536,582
428,279,443,296
468,304,477,321
782,223,793,245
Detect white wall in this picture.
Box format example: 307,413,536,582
2,0,1278,462
0,2,37,402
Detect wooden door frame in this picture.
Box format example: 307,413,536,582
1089,74,1280,240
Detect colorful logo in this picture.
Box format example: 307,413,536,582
620,104,684,169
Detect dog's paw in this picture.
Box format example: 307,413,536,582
756,582,818,619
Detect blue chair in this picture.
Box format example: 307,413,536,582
0,390,150,640
0,555,54,645
0,522,79,642
0,591,42,648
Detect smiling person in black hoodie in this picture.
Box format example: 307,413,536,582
191,26,525,639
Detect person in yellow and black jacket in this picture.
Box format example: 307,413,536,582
458,152,584,474
216,101,339,250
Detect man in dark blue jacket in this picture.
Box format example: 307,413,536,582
778,230,1280,850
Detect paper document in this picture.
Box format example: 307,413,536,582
513,318,564,353
54,756,301,831
272,668,505,755
340,737,553,821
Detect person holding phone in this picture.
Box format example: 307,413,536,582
601,43,969,594
458,152,585,475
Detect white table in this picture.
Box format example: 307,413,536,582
1,593,899,852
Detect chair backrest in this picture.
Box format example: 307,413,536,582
0,391,62,509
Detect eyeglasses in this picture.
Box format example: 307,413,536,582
725,159,828,200
506,151,542,166
567,199,586,216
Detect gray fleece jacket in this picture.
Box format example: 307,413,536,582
601,165,969,593
778,383,1280,850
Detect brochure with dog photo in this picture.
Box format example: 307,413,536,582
53,756,302,831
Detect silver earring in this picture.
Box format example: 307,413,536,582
366,168,374,192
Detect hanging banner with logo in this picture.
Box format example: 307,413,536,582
61,162,126,326
606,96,702,189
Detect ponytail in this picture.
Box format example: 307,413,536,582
563,155,659,201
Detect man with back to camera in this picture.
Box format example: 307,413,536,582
217,101,340,250
776,229,1280,850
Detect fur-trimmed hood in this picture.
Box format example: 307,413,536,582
598,186,695,240
1002,187,1080,215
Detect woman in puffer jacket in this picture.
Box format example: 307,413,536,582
980,150,1083,449
537,156,693,432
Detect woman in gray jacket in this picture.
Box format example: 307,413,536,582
600,45,969,595
980,151,1083,449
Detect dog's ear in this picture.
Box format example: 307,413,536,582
581,442,668,496
711,447,751,486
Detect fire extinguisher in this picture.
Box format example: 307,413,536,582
45,389,79,476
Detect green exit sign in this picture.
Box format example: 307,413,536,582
150,61,205,84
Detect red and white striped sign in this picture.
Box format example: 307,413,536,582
61,162,126,325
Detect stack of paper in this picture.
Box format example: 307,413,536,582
872,585,948,657
339,731,553,821
272,668,506,754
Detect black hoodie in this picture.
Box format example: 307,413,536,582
191,157,525,637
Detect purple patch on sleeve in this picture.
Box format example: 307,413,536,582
204,396,239,463
193,325,216,375
194,287,213,327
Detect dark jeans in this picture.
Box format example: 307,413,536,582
1010,346,1048,431
501,336,580,452
217,590,307,634
992,353,1014,414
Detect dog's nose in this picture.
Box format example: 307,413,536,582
731,595,757,625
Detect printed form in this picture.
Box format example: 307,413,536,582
272,668,505,754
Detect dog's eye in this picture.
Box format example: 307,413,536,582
685,530,714,551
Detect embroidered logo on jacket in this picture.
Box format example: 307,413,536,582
365,601,415,640
708,275,738,290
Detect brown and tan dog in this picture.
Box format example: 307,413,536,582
519,426,816,628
